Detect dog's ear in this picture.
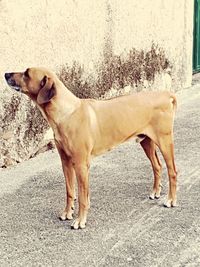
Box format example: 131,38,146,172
37,76,55,105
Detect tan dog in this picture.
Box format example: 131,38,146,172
5,67,177,229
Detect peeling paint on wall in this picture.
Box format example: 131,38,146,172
0,43,170,168
58,44,171,99
0,95,49,168
0,0,193,167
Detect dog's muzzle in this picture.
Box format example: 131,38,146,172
5,73,21,92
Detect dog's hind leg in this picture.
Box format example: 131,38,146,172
140,137,162,199
157,133,177,207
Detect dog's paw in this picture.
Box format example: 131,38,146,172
59,208,74,221
149,185,162,200
149,193,155,200
163,199,177,208
149,192,161,200
71,218,86,230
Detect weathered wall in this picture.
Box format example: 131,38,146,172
111,0,193,89
0,0,194,167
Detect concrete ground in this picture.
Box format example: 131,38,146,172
0,84,200,267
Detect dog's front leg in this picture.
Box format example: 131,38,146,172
56,146,76,221
59,159,76,221
71,161,90,230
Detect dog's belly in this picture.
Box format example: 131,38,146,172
91,131,143,157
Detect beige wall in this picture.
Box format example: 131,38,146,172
112,0,193,89
0,0,194,166
0,0,107,75
0,0,193,88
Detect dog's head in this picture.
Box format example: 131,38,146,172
5,67,56,105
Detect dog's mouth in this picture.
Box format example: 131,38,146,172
10,85,21,92
5,73,21,92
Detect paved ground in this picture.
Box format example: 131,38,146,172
0,84,200,267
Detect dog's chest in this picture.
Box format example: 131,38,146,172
53,127,62,143
50,121,63,144
52,124,65,145
52,125,72,155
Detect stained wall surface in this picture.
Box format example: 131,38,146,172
0,0,193,166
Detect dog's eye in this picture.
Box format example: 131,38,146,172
24,69,29,78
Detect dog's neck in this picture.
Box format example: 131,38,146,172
40,80,81,127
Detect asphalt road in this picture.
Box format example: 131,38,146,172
0,85,200,267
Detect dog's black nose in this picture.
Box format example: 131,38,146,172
5,73,12,80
